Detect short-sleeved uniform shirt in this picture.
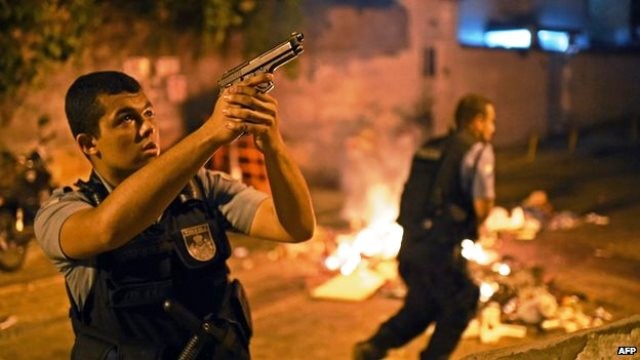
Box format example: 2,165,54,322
460,142,495,201
34,168,268,310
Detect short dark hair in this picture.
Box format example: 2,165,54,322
454,93,493,129
65,71,142,138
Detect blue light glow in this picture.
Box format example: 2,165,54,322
458,30,486,47
484,29,532,49
537,30,570,52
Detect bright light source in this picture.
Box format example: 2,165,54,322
460,239,496,265
538,30,570,52
479,281,499,302
324,255,341,271
491,262,512,276
16,208,24,232
340,254,361,276
484,29,532,49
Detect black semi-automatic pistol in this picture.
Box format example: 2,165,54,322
217,32,304,93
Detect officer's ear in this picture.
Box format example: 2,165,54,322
76,133,99,157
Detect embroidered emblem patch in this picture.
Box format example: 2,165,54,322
180,223,216,261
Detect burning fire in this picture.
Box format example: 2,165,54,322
330,121,419,276
326,183,404,275
326,192,508,280
324,222,403,276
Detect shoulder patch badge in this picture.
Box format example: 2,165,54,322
180,223,216,261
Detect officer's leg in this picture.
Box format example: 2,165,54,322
419,278,479,360
354,267,436,360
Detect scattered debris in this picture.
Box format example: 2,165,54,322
584,212,610,226
547,210,582,231
485,190,610,239
0,314,17,331
462,241,614,341
310,266,386,301
463,302,527,343
303,188,614,344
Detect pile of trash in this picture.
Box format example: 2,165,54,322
460,247,613,343
484,190,610,240
459,188,614,344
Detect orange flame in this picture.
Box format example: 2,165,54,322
326,184,405,275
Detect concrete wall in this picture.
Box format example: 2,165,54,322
431,44,551,145
463,315,640,360
568,53,640,126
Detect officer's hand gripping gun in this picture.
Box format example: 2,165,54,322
217,32,304,94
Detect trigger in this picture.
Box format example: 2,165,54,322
255,81,274,93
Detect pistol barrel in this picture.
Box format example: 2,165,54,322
217,32,304,91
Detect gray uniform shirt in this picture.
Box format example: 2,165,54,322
461,142,495,200
34,168,268,309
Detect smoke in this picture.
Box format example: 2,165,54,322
339,111,420,228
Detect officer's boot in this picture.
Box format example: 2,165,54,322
352,327,401,360
352,340,387,360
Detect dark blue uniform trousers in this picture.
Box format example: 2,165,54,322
369,257,479,360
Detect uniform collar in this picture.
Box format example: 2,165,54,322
93,170,115,193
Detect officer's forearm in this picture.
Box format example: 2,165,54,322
262,145,315,242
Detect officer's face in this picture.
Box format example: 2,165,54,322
90,91,160,178
478,104,496,142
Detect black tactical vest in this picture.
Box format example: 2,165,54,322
67,172,248,359
397,132,481,264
